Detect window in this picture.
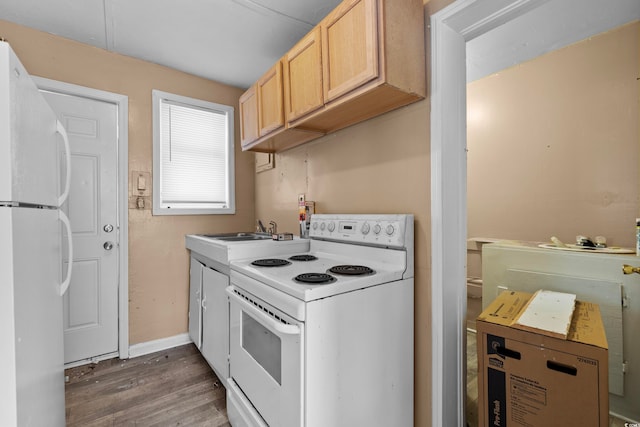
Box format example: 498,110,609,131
152,90,235,215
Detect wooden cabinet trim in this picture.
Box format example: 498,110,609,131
321,0,379,103
239,85,259,147
240,0,425,153
284,27,324,122
257,60,284,136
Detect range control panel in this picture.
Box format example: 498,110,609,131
309,214,413,249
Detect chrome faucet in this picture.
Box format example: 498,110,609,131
268,221,278,235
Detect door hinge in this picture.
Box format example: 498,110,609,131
622,361,628,374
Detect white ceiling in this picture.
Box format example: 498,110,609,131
467,0,640,82
0,0,341,89
0,0,637,89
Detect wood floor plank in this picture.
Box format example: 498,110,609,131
65,344,229,426
68,355,213,421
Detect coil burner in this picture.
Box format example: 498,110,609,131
294,273,337,284
328,265,375,276
289,254,318,262
251,258,291,267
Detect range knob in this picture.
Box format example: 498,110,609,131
312,222,318,230
373,224,382,235
320,222,326,231
328,222,336,232
386,224,395,236
361,223,370,235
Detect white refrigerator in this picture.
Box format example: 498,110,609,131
0,41,73,426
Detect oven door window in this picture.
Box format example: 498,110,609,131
242,311,282,384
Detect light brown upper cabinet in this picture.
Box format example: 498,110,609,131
322,0,378,103
257,61,285,136
239,84,258,147
284,28,324,122
241,0,425,153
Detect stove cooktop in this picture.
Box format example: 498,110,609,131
230,214,413,303
231,249,406,303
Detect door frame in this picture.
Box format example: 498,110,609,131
429,1,548,425
34,77,130,360
430,0,639,424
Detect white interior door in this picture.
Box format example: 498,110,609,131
41,90,119,364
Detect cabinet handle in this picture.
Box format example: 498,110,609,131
226,287,300,335
622,264,640,275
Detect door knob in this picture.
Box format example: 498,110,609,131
103,224,114,233
103,241,114,251
622,264,640,275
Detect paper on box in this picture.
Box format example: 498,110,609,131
476,290,608,427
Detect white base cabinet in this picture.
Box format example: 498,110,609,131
201,266,229,380
189,257,229,381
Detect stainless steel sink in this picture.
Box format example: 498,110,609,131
199,232,272,241
215,235,273,241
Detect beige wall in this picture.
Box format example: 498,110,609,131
3,0,449,423
467,22,640,249
255,99,433,426
253,2,453,425
255,51,433,427
0,20,256,344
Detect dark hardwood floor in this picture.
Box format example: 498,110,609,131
65,344,230,426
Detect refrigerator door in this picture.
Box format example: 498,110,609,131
0,206,65,426
0,41,67,207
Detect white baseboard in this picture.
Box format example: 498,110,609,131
64,351,119,369
128,333,192,359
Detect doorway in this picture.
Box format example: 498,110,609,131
430,0,639,425
34,77,130,364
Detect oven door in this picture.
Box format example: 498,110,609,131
227,285,304,427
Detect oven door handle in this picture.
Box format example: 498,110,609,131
227,288,301,336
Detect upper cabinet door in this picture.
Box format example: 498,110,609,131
257,61,285,136
239,84,259,147
321,0,379,103
284,28,324,122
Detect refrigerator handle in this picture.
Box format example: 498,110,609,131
56,120,71,207
59,210,73,296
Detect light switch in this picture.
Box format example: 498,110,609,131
137,174,146,191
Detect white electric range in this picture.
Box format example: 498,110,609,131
226,214,415,427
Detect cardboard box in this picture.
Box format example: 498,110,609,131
476,290,608,427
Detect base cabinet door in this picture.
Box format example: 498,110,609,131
188,258,203,350
201,266,230,380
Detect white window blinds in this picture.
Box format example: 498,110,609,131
152,90,235,215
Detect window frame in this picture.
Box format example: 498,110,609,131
152,89,235,215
